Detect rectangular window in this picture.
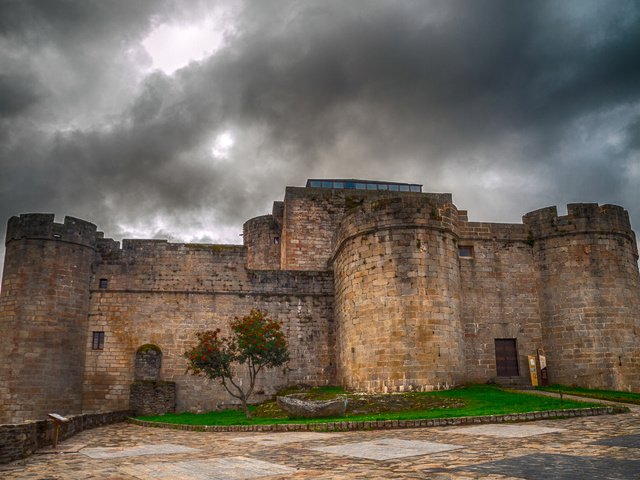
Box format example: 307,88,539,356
92,331,105,350
355,183,366,190
333,182,344,189
99,278,108,288
309,180,321,187
410,185,421,192
388,184,399,191
399,185,410,192
458,246,474,258
366,183,377,190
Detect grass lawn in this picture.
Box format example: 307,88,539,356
137,384,598,426
537,384,640,405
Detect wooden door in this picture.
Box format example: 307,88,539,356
495,339,519,376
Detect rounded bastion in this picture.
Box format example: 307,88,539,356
332,195,464,393
0,214,97,423
243,214,281,269
523,203,640,391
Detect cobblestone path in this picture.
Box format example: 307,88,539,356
1,402,638,479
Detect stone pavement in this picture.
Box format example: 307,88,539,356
1,402,639,479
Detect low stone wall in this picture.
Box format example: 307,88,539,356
0,410,131,464
128,405,628,432
129,381,176,415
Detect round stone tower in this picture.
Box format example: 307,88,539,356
332,195,464,392
524,204,640,391
0,214,97,422
243,214,281,269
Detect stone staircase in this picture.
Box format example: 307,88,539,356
493,376,535,390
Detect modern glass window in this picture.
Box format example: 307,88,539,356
92,331,105,350
99,278,108,289
459,246,474,258
306,179,422,192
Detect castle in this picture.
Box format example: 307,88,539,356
1,179,639,423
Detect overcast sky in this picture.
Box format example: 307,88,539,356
1,0,639,280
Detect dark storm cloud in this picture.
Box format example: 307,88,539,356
1,0,640,280
627,117,640,151
0,0,165,42
0,73,41,116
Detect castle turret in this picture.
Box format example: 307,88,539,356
524,204,640,391
243,202,282,270
332,194,464,392
0,214,97,422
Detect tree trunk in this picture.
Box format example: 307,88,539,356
242,397,251,419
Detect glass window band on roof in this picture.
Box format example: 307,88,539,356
306,179,422,192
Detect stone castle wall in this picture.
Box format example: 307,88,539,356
83,239,335,414
457,220,543,383
280,187,350,270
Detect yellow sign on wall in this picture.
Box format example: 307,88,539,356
528,355,538,387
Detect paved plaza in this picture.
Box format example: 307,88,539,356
1,403,639,479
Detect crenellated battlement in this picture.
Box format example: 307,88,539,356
96,236,121,257
5,213,97,248
523,203,634,240
93,238,247,267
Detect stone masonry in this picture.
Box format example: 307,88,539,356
1,180,639,424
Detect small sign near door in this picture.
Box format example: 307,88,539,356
528,355,539,386
537,348,549,386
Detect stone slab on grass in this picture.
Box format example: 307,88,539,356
120,457,297,479
459,453,640,480
231,431,343,445
312,438,463,460
80,443,199,459
447,424,564,438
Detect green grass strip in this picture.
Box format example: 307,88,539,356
137,385,597,426
537,384,640,405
